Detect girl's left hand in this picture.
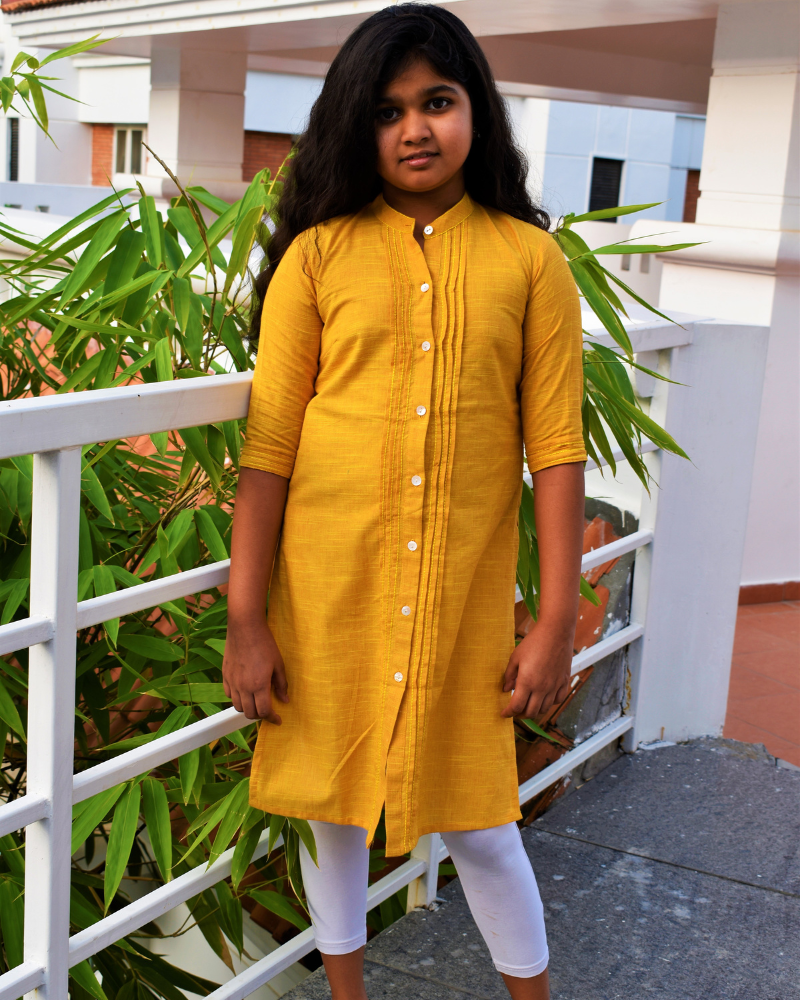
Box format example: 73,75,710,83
500,618,573,719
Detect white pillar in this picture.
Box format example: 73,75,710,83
654,0,800,590
144,42,248,202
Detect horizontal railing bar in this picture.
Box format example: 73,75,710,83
206,929,317,1000
0,614,53,657
518,714,634,807
75,560,230,630
69,828,279,966
72,706,247,805
0,372,252,461
205,857,430,1000
0,793,49,838
571,622,644,676
581,530,654,573
0,961,45,1000
366,857,427,909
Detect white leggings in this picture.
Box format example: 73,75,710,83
298,820,548,979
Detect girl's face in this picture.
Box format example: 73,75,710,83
375,57,473,196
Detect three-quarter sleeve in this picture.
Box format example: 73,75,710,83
520,233,586,474
240,236,323,478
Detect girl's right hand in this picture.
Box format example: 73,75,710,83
222,618,289,723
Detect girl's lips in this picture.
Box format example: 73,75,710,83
402,151,438,167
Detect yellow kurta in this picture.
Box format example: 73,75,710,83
240,193,585,856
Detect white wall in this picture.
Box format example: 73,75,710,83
244,71,323,135
75,56,150,125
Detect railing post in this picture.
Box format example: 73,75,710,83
624,323,769,747
24,449,81,1000
405,833,441,912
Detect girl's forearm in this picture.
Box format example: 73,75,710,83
227,467,290,625
530,461,585,635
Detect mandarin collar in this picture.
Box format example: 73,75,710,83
371,192,474,236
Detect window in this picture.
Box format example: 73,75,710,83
8,118,18,182
589,157,623,217
114,127,145,175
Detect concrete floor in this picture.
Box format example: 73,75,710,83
284,738,800,1000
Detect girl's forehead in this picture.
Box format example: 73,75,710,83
380,57,462,96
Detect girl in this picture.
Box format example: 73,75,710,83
223,6,585,999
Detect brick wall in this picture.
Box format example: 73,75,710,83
242,131,293,182
91,124,114,187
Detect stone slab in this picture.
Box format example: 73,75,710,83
535,738,800,896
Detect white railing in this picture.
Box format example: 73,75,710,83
0,313,768,1000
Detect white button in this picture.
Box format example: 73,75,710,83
420,283,430,292
394,672,404,682
416,405,426,416
421,341,431,352
407,540,418,551
411,475,422,486
401,605,411,616
423,225,433,236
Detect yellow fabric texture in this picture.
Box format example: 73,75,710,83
240,193,585,856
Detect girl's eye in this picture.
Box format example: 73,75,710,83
377,107,400,123
429,97,451,110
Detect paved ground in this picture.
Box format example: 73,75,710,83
724,600,800,766
285,738,800,1000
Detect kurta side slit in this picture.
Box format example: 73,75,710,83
241,193,585,857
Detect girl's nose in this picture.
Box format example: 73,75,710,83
401,112,432,145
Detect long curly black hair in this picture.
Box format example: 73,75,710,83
248,3,550,345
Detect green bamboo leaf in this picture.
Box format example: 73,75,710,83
104,781,142,912
180,427,221,489
215,880,244,955
567,202,662,223
0,877,24,968
247,889,309,931
288,817,318,867
23,74,48,134
139,196,164,268
81,458,114,522
117,633,183,662
58,210,128,306
0,673,24,738
101,707,192,754
284,823,304,901
571,262,633,356
194,507,229,562
0,834,24,875
176,203,237,278
223,204,262,297
186,186,231,216
39,34,106,67
70,960,109,1000
55,350,103,394
208,779,250,866
171,274,191,331
588,240,701,257
71,783,126,854
267,813,286,854
154,336,173,382
231,815,264,890
179,748,200,806
580,575,602,606
92,564,119,645
0,579,28,629
107,347,155,388
521,718,564,745
142,777,173,882
222,419,241,469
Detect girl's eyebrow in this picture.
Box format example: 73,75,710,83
377,83,460,104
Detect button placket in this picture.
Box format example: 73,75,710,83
391,233,435,689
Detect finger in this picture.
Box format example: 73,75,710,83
254,687,282,725
555,678,571,705
523,690,545,720
239,692,259,721
228,685,243,714
501,684,533,718
222,675,231,699
272,660,290,703
502,659,519,694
